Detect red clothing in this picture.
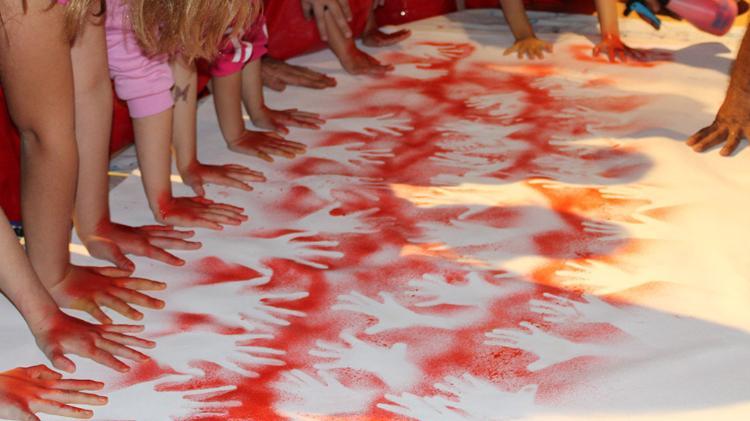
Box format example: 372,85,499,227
265,0,374,60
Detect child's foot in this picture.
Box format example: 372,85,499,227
362,28,411,47
504,37,553,60
339,48,394,75
593,35,644,62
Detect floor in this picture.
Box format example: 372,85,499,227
3,9,750,421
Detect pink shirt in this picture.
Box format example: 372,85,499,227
105,0,174,118
209,15,268,78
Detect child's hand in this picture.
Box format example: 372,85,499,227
340,48,394,76
28,311,154,373
48,265,166,324
261,57,337,91
227,130,307,162
180,161,266,196
251,106,325,135
157,196,248,230
362,28,412,48
0,365,106,420
593,35,644,62
504,37,553,60
81,222,201,271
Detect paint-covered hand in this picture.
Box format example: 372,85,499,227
0,365,106,421
362,28,411,47
339,48,394,75
226,130,307,162
593,35,644,62
156,196,248,230
81,222,201,271
28,311,154,373
261,57,337,91
48,265,166,324
687,101,750,155
250,106,325,135
179,161,265,196
504,37,553,60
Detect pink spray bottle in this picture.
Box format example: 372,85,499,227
625,0,738,35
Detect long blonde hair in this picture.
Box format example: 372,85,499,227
127,0,260,61
62,0,105,39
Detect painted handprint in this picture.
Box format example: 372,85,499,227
293,174,389,203
435,374,538,420
332,291,460,334
583,214,678,241
274,370,377,416
409,272,525,308
556,260,648,294
324,114,413,137
378,393,464,421
307,142,394,169
485,321,611,371
154,331,285,377
599,183,696,213
292,202,394,235
201,230,343,270
530,293,626,326
414,219,530,249
465,91,527,118
164,282,308,329
309,330,418,389
94,375,240,420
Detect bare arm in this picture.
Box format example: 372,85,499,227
595,0,620,38
170,57,199,177
500,0,535,40
212,71,246,144
688,22,750,155
0,0,78,288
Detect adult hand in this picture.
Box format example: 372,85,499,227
301,0,353,41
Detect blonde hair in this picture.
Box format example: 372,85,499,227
127,0,260,61
62,0,105,39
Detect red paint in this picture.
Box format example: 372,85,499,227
191,257,263,286
570,44,674,68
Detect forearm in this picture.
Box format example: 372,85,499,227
595,0,620,37
71,17,115,237
170,58,199,173
132,109,175,218
324,8,358,64
0,0,78,286
212,72,246,143
0,212,60,329
722,22,750,108
500,0,535,40
241,60,266,120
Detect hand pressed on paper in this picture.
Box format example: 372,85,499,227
0,365,106,421
250,106,324,135
505,37,553,60
157,195,248,230
687,101,750,156
226,130,307,162
28,311,154,373
261,57,337,91
593,35,644,62
340,49,394,75
48,265,166,324
81,222,200,271
180,161,266,196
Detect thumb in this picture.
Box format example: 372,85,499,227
48,349,76,374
